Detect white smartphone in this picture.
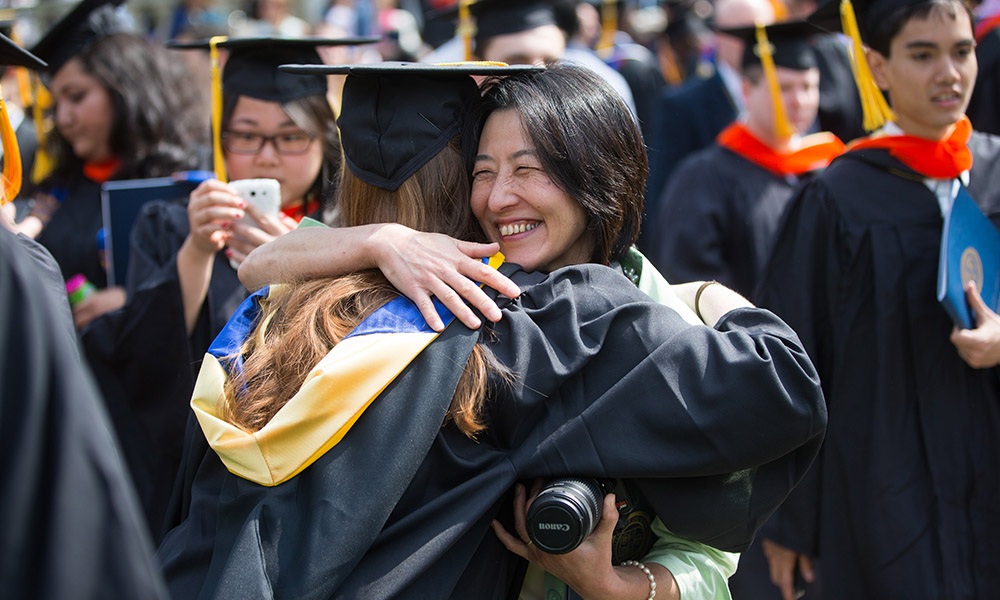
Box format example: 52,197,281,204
227,178,280,269
230,178,280,225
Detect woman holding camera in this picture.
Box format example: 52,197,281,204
165,62,825,599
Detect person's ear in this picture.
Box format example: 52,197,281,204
867,47,890,91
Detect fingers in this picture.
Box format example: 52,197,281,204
593,493,618,538
490,519,530,559
512,483,530,542
243,201,294,236
798,555,816,584
966,281,988,326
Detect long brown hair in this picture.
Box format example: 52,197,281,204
223,137,495,437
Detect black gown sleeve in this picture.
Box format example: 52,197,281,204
490,264,827,552
0,228,168,600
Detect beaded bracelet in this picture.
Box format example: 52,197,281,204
694,280,719,323
621,560,656,599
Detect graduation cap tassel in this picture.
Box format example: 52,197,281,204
839,0,894,131
597,0,618,57
210,35,228,183
30,75,54,184
755,22,795,139
458,0,475,62
0,83,22,205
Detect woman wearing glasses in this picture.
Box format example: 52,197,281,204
80,38,342,541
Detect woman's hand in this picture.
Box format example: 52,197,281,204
72,286,126,330
185,179,245,257
224,200,298,267
950,281,1000,368
491,481,670,600
369,224,520,331
762,538,814,600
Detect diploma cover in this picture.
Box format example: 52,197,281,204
937,184,1000,329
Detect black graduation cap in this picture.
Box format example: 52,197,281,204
278,62,544,191
432,0,559,38
807,0,924,42
167,36,380,103
719,19,820,71
0,32,46,69
29,0,130,75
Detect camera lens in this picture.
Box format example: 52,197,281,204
525,478,606,554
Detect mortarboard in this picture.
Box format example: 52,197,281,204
0,32,46,205
168,36,378,182
719,19,822,138
29,0,131,76
805,0,922,130
278,62,543,191
430,0,560,60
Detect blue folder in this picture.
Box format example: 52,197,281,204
100,172,210,287
937,184,1000,329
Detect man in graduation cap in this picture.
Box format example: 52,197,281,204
756,0,1000,597
0,32,169,600
649,19,845,299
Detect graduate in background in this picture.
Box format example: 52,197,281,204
81,36,358,543
651,20,845,299
0,33,167,600
757,0,1000,597
640,0,775,253
966,0,1000,133
17,0,206,330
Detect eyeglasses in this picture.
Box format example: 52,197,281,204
221,130,316,155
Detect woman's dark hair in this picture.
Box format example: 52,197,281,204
463,61,647,265
866,0,974,56
43,33,208,187
221,91,341,220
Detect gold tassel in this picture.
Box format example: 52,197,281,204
30,75,54,185
597,0,618,57
210,35,228,182
458,0,476,62
755,22,795,138
840,0,895,131
0,83,23,205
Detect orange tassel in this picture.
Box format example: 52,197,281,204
0,83,23,205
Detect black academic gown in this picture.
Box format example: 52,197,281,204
157,262,826,600
756,132,1000,599
967,26,1000,136
82,199,247,542
649,144,804,298
0,227,168,600
641,69,738,253
34,174,107,286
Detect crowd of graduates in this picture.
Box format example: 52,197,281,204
1,0,999,598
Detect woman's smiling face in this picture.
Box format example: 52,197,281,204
470,109,594,273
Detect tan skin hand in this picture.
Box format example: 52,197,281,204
185,179,245,256
73,286,126,330
491,481,678,600
950,281,1000,369
370,224,519,331
224,200,297,267
762,538,814,600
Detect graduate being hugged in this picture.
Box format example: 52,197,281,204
756,0,1000,598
